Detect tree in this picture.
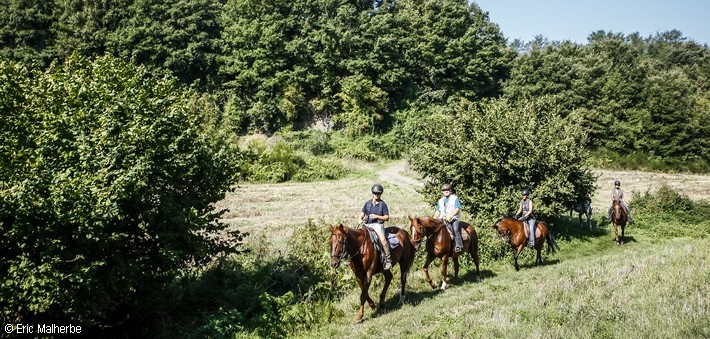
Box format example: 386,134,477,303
0,0,56,68
0,55,242,325
107,0,225,89
409,97,596,219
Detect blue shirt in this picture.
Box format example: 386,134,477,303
362,199,389,224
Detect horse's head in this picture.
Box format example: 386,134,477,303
492,217,513,243
329,224,348,268
612,200,622,221
408,216,423,250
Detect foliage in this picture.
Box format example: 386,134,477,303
630,184,710,236
0,55,242,326
0,0,55,68
240,136,347,183
136,221,347,338
503,32,710,163
409,96,596,219
106,0,225,90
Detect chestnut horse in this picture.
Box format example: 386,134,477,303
408,216,480,290
492,217,559,271
610,200,628,245
329,224,416,323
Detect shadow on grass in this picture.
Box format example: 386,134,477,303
547,215,609,242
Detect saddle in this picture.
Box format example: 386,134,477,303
444,221,469,241
364,227,400,258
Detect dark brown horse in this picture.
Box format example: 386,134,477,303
492,217,559,271
408,216,480,290
329,224,416,323
610,200,628,245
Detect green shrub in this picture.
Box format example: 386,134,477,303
631,184,710,230
0,56,242,326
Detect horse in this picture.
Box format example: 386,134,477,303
492,217,559,271
566,197,592,230
329,223,416,323
610,200,628,245
408,216,480,290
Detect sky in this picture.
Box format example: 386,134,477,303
474,0,710,45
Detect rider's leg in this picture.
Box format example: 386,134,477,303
372,223,392,270
621,201,633,222
518,217,529,239
607,205,612,220
452,218,463,252
528,218,536,247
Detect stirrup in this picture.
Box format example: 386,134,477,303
383,259,392,270
454,245,462,253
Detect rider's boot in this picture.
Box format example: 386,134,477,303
382,242,392,270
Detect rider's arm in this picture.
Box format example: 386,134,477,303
524,201,534,219
433,210,440,219
358,211,365,224
515,205,522,217
449,208,460,220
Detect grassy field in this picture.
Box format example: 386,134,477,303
217,160,710,337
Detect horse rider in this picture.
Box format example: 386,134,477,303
433,183,463,253
608,180,634,223
358,183,392,270
514,188,536,248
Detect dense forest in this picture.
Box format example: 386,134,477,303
2,0,709,336
3,0,707,164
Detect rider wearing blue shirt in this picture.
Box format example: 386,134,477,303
358,184,392,270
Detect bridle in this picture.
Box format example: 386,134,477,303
331,233,348,262
331,229,368,263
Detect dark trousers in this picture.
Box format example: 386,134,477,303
451,218,463,249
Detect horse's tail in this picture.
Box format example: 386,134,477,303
399,229,416,275
546,226,560,254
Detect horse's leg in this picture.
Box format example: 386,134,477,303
613,221,620,245
378,269,393,313
621,223,626,244
471,237,481,281
422,254,437,289
354,275,368,323
513,244,524,271
452,256,460,282
440,255,449,290
399,268,407,305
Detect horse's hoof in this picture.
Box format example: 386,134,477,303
441,280,447,290
354,318,363,324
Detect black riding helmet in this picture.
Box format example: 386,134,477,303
441,183,452,191
521,188,531,196
371,184,384,194
614,180,621,187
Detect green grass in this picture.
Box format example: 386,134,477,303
296,235,710,338
211,163,710,338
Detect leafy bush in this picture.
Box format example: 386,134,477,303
631,184,710,231
409,97,597,219
0,56,242,326
139,221,347,338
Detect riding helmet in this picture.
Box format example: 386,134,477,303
614,180,621,187
441,183,452,191
371,184,384,194
522,188,531,196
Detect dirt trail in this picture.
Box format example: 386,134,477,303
377,161,424,190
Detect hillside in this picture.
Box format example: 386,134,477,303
215,161,710,337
